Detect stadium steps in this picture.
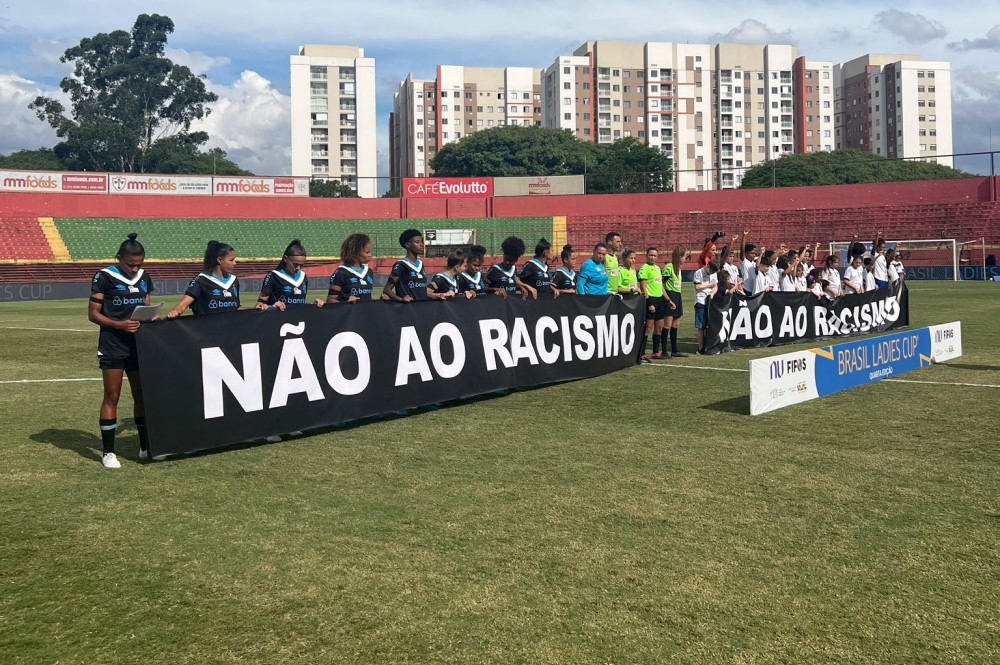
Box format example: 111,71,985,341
0,216,55,261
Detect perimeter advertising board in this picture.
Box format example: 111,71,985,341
1,170,107,193
403,177,493,198
109,174,213,196
493,175,585,197
749,321,963,415
213,176,309,196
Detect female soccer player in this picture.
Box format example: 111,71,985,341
551,245,577,295
257,239,318,310
382,229,428,302
327,233,374,304
517,238,555,298
486,236,537,299
167,241,241,318
662,246,686,357
458,244,488,297
88,233,154,468
429,248,473,299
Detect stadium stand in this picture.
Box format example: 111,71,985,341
0,216,55,261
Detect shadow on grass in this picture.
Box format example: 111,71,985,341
31,424,144,463
700,394,751,415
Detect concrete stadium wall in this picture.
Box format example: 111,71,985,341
1,177,995,220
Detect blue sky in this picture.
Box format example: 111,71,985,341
1,1,998,176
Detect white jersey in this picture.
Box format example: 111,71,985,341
887,263,899,282
740,258,756,285
693,268,718,305
723,262,741,284
891,259,904,277
871,254,888,281
865,270,877,291
754,266,780,295
780,274,797,292
822,267,842,299
794,275,807,291
843,265,865,294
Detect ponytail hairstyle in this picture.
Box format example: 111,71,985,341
340,233,371,266
117,232,145,259
824,254,838,269
671,246,684,271
277,239,306,272
446,248,467,270
534,237,552,259
501,236,526,262
560,244,573,263
775,256,789,272
203,240,235,272
620,247,636,266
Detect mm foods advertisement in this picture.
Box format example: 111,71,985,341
749,321,962,415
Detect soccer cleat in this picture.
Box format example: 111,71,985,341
101,453,121,469
671,352,689,358
638,356,653,365
650,352,663,359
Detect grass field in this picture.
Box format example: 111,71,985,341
1,282,997,664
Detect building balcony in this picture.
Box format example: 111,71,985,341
311,150,329,158
311,135,329,142
341,151,357,159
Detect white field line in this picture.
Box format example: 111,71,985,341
644,363,749,372
0,378,102,385
1,326,91,333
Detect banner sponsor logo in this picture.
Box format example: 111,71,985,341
403,177,493,198
493,174,585,197
109,174,213,195
707,283,909,353
61,173,108,192
749,321,962,415
136,295,643,457
1,172,60,191
213,176,308,196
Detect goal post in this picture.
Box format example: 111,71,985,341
829,239,959,281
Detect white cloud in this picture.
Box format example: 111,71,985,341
0,73,59,155
711,19,796,45
873,9,946,43
164,48,231,76
194,70,290,176
948,24,1000,51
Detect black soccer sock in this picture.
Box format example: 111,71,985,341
652,332,660,356
135,416,149,453
659,329,669,355
99,419,117,455
670,327,679,354
638,335,648,360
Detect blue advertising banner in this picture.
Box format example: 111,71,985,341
749,321,962,415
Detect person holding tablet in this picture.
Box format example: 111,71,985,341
88,233,155,468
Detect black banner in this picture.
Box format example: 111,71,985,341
136,295,644,457
705,282,909,355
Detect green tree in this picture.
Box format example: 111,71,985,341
29,13,217,174
381,187,402,198
739,149,971,189
309,179,360,198
0,148,65,170
587,137,673,194
142,135,251,175
430,125,597,178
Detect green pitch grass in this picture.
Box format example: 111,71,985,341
1,282,997,664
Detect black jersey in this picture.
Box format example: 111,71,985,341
457,270,485,296
389,258,427,301
485,263,519,296
518,258,553,297
551,267,577,292
185,272,241,315
260,269,309,306
327,264,374,302
91,266,154,324
429,272,460,295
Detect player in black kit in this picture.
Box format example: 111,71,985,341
88,233,155,469
327,233,375,304
457,244,487,297
382,229,429,302
551,244,577,295
429,248,474,299
167,241,242,317
517,238,555,298
485,236,537,300
256,239,319,310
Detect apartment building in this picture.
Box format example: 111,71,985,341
834,54,952,167
793,57,836,156
290,45,377,197
390,65,542,181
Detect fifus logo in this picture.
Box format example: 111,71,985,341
770,356,808,380
935,329,954,343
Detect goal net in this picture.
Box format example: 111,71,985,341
829,239,959,281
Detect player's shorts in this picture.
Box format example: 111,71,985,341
665,290,683,318
694,303,707,330
98,328,139,372
646,297,668,320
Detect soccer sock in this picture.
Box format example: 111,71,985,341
99,419,117,455
652,332,660,356
670,328,679,354
660,329,670,355
135,416,149,453
638,334,648,360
